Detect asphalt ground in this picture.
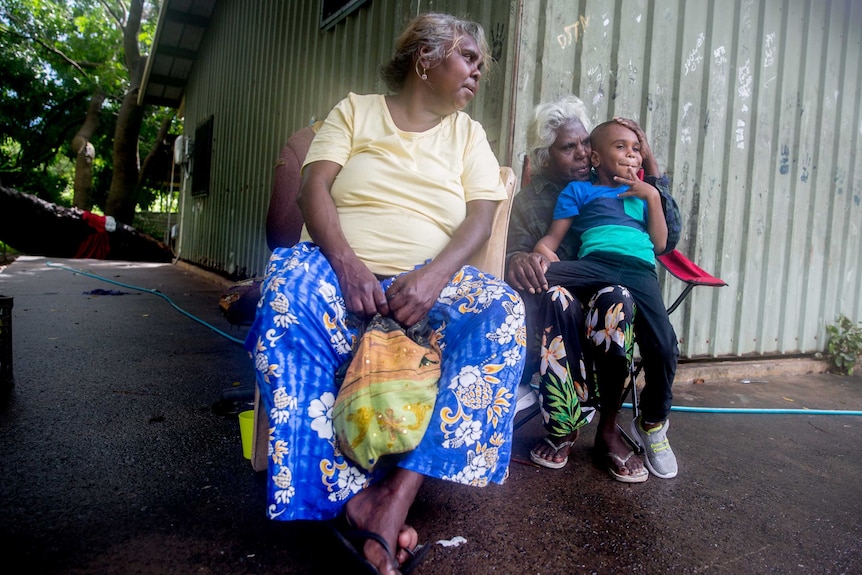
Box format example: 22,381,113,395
1,256,860,575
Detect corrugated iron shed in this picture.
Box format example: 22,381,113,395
140,0,862,360
139,0,217,109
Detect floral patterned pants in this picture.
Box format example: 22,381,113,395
245,243,526,521
535,285,636,439
545,255,679,424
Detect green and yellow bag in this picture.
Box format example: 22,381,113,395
332,314,441,472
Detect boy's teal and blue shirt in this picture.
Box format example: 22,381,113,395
553,181,657,264
505,172,679,269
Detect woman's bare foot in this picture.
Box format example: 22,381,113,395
344,469,424,575
596,422,647,481
529,430,579,468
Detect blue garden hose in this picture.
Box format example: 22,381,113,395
46,261,246,346
46,261,861,417
623,403,862,416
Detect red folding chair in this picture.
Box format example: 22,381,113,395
618,248,727,452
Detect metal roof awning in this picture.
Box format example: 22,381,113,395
138,0,216,110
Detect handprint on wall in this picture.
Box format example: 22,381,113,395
490,22,504,62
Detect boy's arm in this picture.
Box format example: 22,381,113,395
532,218,573,264
615,169,668,254
644,190,668,254
533,237,559,262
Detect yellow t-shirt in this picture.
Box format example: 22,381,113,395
300,93,505,276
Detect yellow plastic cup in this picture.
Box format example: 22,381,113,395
238,410,255,460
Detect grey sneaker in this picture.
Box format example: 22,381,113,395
631,417,678,478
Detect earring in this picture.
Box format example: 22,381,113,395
421,67,428,81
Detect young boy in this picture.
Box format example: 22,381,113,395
534,120,679,480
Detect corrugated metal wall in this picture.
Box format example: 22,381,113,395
177,0,516,279
511,0,862,358
175,0,862,360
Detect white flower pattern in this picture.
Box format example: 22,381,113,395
308,392,335,439
248,245,525,522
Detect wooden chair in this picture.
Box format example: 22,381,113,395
250,126,518,471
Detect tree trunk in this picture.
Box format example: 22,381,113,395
105,88,145,224
104,0,146,226
72,91,106,210
137,114,175,199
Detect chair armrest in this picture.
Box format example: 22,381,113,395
467,166,517,278
657,249,727,287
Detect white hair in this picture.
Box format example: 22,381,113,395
527,95,592,169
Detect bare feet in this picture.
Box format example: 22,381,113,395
395,525,419,566
596,423,647,481
344,469,424,575
529,430,579,468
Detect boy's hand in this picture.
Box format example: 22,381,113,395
615,166,668,253
614,166,659,203
535,248,560,264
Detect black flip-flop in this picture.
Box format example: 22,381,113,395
401,541,431,575
328,516,393,575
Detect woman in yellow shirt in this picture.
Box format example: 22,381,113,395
246,13,525,575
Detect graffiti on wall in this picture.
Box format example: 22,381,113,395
556,15,589,50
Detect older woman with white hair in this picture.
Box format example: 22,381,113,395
506,96,677,484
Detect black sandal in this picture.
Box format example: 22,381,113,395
327,512,395,575
401,541,431,575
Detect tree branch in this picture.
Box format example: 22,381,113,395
0,17,88,77
123,0,144,73
98,0,127,29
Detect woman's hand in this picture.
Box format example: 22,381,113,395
505,251,550,294
382,198,498,326
614,117,658,176
299,159,390,318
385,267,447,327
338,257,391,319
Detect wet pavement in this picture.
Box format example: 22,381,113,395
1,256,860,575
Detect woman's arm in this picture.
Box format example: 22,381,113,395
505,183,555,294
385,198,498,326
298,160,390,318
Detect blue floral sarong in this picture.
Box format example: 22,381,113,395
245,243,526,521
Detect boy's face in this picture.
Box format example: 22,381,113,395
590,123,642,184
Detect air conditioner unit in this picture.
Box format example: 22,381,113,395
173,135,193,165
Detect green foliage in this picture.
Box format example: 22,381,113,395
823,315,862,376
0,240,20,266
1,0,110,200
0,0,167,208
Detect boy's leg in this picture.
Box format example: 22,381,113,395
618,266,678,423
617,265,679,479
546,259,619,293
